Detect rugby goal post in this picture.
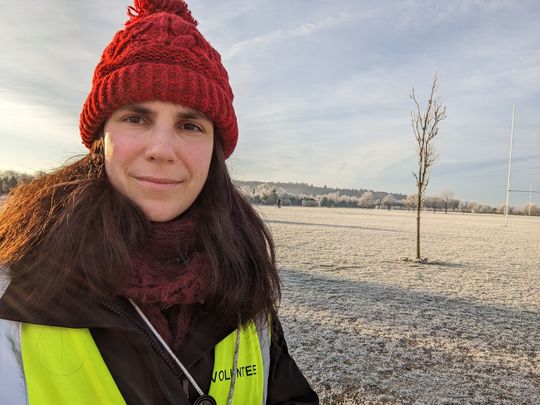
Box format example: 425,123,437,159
504,104,539,225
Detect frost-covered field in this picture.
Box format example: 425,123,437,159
258,206,540,405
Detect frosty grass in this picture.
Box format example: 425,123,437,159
259,206,539,405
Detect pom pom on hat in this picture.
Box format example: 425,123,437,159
127,0,197,25
80,0,238,158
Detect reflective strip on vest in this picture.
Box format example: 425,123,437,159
0,319,270,404
208,320,270,405
258,320,271,405
0,319,28,404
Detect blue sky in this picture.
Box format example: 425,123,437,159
1,0,539,207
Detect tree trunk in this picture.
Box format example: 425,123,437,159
416,193,422,259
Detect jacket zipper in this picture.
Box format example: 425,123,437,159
96,298,184,378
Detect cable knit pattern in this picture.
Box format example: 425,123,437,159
121,215,210,350
80,0,237,158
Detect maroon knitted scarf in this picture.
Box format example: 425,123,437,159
120,214,210,351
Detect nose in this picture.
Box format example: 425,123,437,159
145,126,176,163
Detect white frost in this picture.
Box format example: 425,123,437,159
260,206,540,404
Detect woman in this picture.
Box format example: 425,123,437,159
0,1,319,404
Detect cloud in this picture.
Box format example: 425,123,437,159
392,0,523,31
192,1,261,33
222,11,366,60
0,1,123,117
1,0,539,207
0,91,85,172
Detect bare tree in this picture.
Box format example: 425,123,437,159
424,196,444,213
523,202,539,216
382,194,396,210
440,190,455,214
404,193,418,211
411,72,446,260
358,191,375,209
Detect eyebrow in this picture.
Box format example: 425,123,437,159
118,103,211,122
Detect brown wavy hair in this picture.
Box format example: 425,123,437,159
0,136,280,328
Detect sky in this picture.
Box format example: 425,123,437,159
0,0,539,207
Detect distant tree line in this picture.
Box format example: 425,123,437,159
0,170,35,195
1,172,537,216
235,180,403,202
237,182,539,216
235,180,406,207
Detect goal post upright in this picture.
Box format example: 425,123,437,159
504,104,516,226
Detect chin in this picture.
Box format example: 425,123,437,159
143,208,183,223
142,207,189,222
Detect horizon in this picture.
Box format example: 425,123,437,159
233,179,531,208
1,1,539,208
3,170,533,209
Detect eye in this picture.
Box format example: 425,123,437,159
181,122,203,132
124,115,143,124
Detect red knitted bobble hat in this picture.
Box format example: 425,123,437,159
79,0,238,158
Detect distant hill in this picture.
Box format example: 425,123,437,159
234,180,407,201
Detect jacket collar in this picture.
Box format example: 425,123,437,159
0,277,232,367
0,279,123,329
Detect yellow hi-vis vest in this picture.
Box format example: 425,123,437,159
0,320,270,405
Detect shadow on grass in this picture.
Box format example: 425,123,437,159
278,268,540,404
398,259,467,268
267,219,408,233
279,267,539,329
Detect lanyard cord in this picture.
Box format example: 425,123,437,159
129,299,205,395
129,299,240,403
226,319,241,405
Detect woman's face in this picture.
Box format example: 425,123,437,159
103,100,214,222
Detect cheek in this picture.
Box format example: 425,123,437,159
103,156,119,189
103,133,140,167
103,133,137,187
103,136,116,180
103,133,114,160
184,141,214,178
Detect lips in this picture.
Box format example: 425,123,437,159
135,176,180,184
133,175,182,191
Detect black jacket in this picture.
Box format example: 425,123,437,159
0,284,318,404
